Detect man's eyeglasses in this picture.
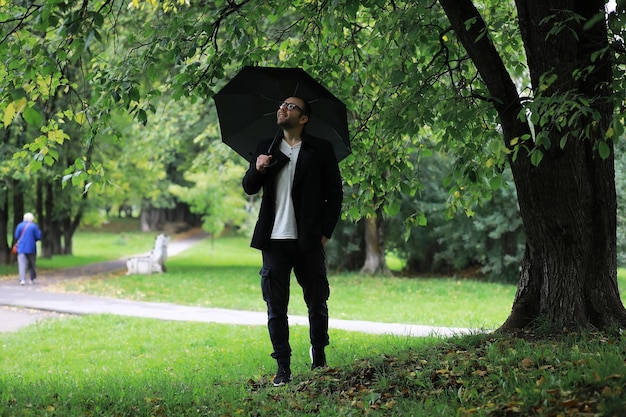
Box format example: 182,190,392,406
278,101,305,113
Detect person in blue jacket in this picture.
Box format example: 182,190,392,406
14,212,42,285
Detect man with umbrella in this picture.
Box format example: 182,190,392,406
242,96,343,387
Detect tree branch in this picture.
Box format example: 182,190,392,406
210,0,252,50
0,4,42,46
186,0,252,92
438,0,528,145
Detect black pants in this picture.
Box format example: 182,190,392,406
261,240,330,364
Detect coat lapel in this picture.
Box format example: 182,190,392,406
293,139,314,187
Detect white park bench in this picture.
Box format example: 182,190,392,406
126,233,170,275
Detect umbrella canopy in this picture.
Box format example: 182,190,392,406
213,66,351,162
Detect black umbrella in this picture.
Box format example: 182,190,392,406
213,66,351,162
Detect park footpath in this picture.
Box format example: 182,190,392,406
0,230,475,337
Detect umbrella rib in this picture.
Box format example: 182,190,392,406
257,93,279,106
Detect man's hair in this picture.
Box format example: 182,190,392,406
23,212,35,222
294,96,312,118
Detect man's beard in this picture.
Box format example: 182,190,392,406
277,117,296,129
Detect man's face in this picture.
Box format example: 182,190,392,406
277,97,307,129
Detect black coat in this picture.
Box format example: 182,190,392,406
242,134,343,251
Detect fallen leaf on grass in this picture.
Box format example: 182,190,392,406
521,357,534,370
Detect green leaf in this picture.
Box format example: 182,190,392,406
390,70,405,86
44,155,56,166
598,141,611,159
137,109,148,126
583,11,604,31
30,160,43,172
10,88,27,100
612,120,624,138
348,205,360,219
385,199,401,217
530,149,544,166
489,176,502,190
22,107,44,128
129,87,140,102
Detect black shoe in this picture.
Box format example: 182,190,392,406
310,346,327,369
273,366,292,387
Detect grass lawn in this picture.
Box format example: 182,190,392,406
41,236,516,329
1,230,625,416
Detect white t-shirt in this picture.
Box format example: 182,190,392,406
271,139,302,239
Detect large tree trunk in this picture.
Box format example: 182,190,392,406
360,212,391,276
504,0,626,330
38,180,60,259
1,130,11,264
0,195,10,265
140,204,165,232
440,0,626,331
13,182,24,236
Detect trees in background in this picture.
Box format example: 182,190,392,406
328,150,525,282
1,3,207,256
1,1,625,331
387,154,524,282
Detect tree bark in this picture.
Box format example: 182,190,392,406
439,0,626,331
140,204,165,232
360,212,391,276
0,195,10,265
1,129,11,264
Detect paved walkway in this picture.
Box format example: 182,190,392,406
0,232,476,337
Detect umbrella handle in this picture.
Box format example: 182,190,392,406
262,156,278,168
261,128,283,168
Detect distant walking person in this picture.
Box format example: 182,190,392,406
242,96,343,387
14,212,42,285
